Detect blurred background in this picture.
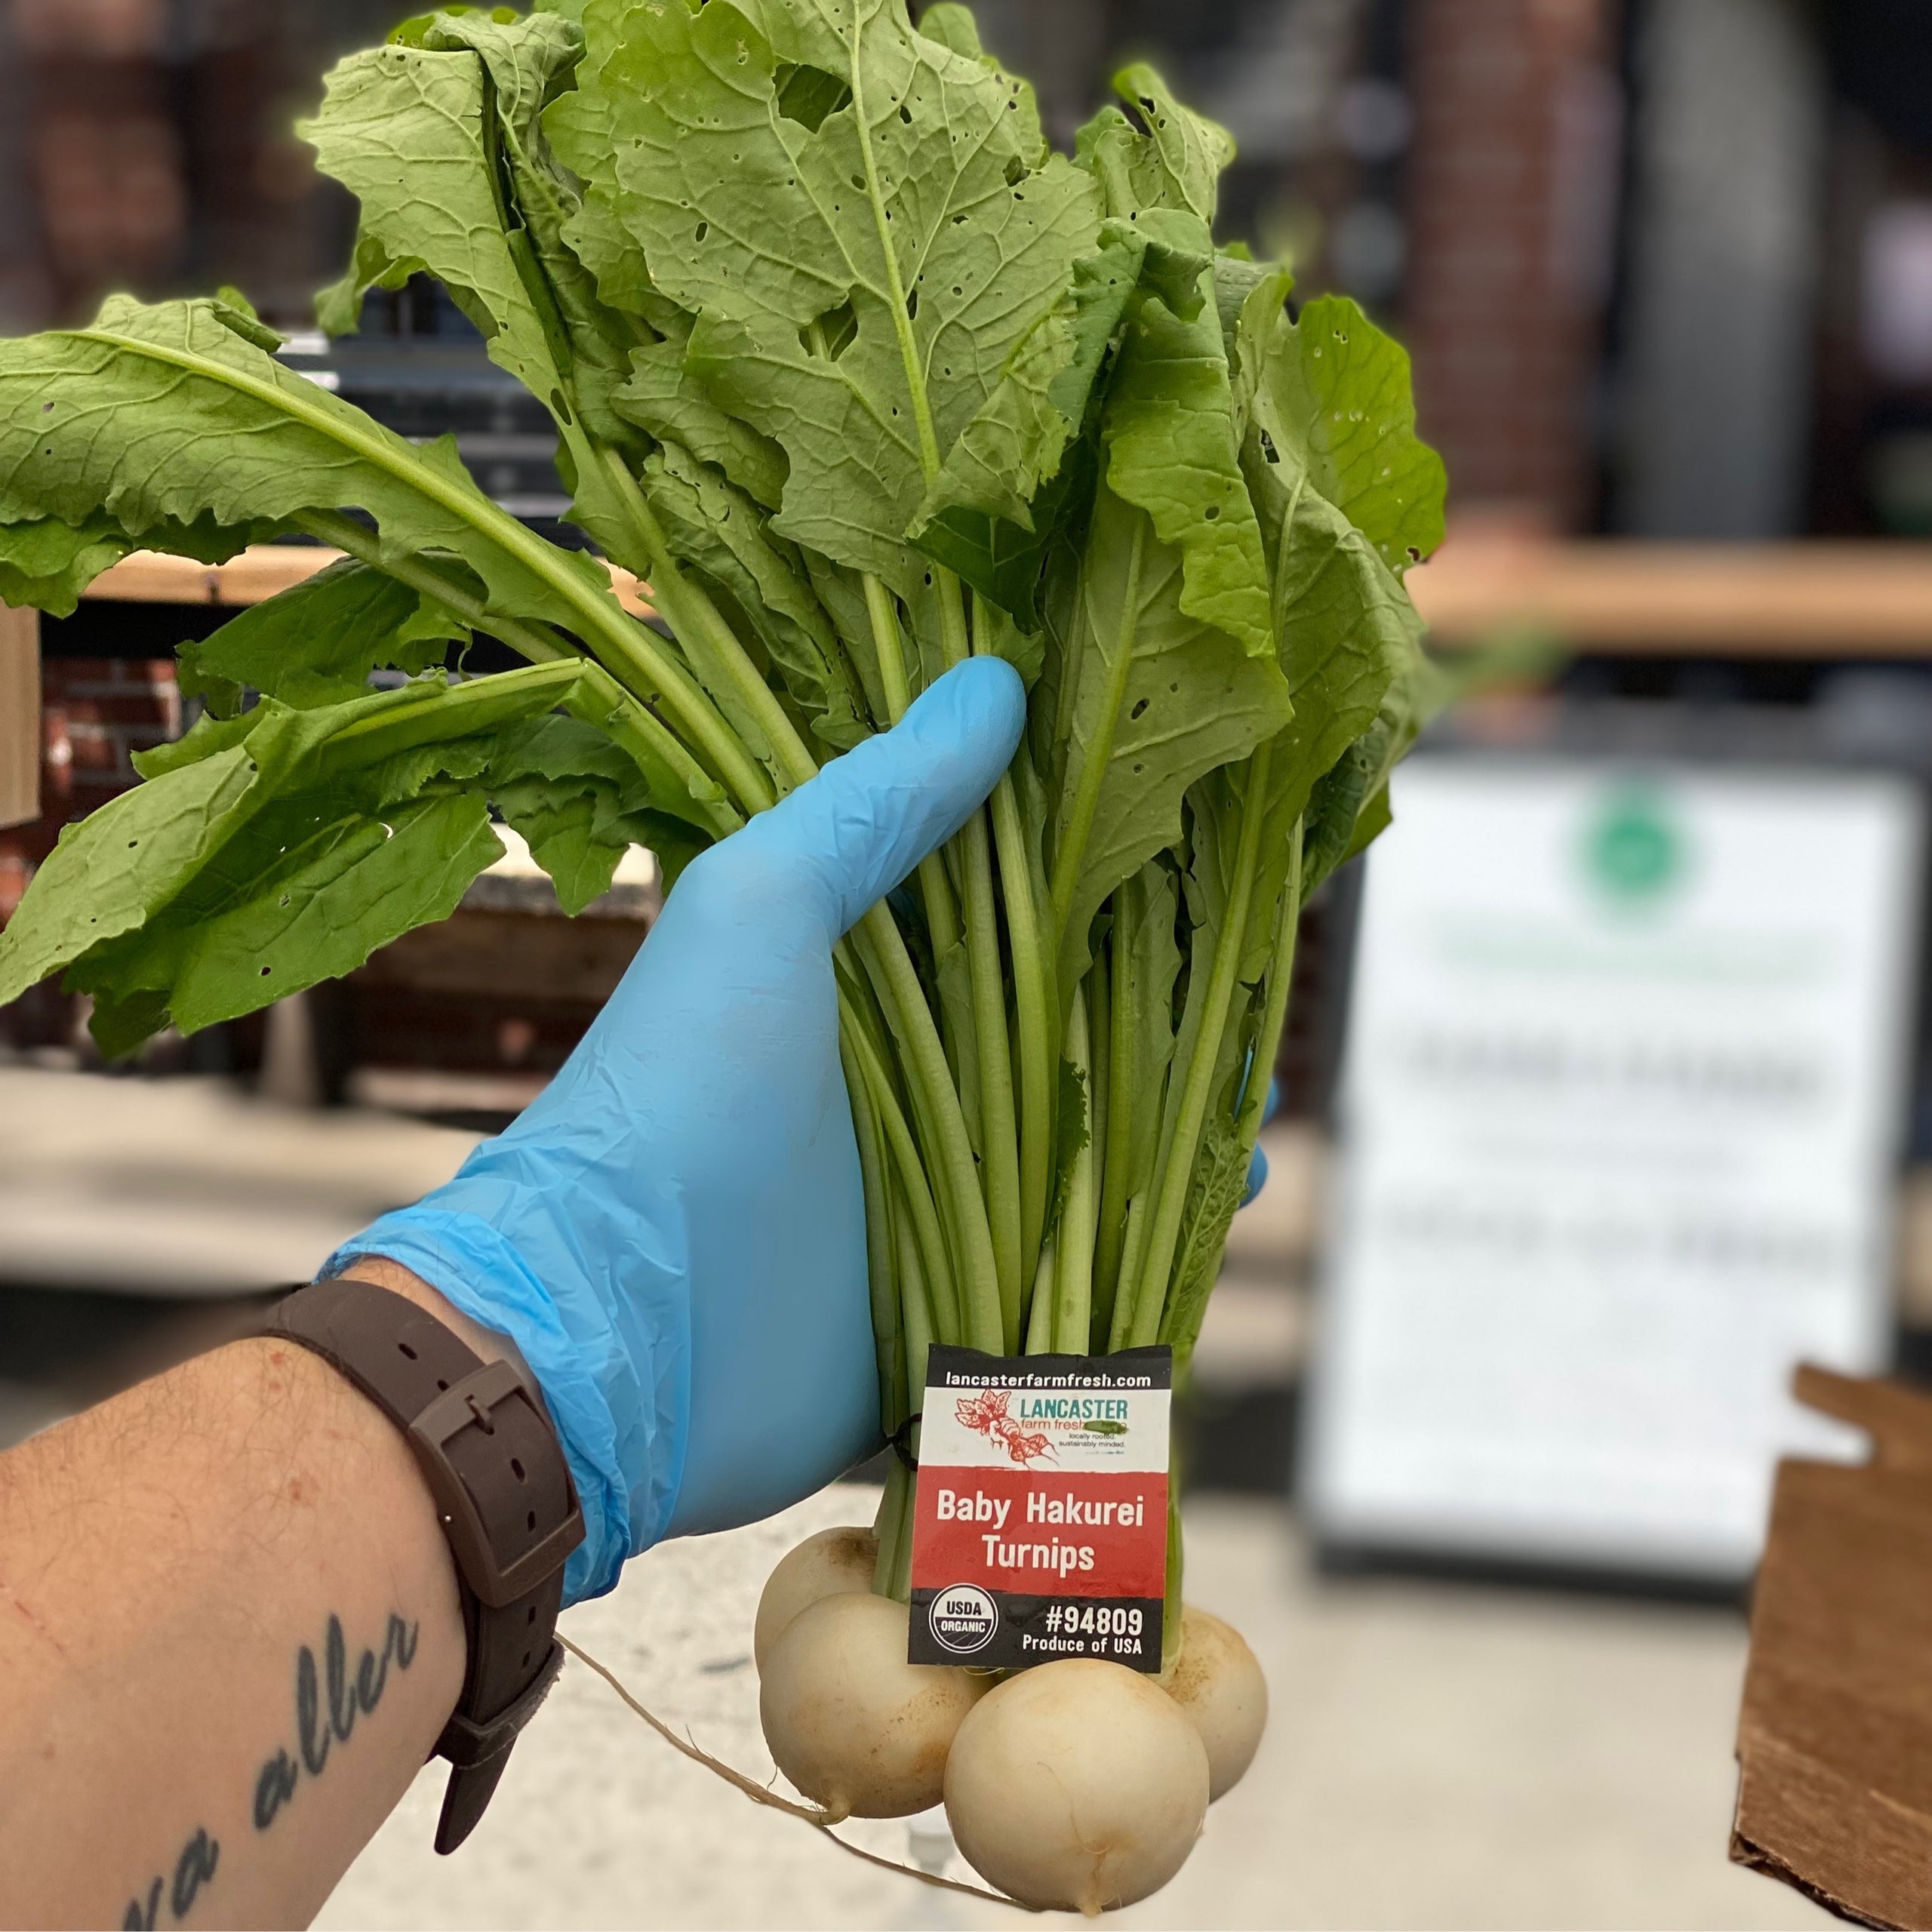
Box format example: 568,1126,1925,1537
8,0,1932,1925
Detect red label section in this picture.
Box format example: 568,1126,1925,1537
910,1466,1170,1600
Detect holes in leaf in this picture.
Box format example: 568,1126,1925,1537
260,966,272,977
774,62,851,131
851,173,866,192
1131,697,1150,721
805,299,858,361
1258,429,1280,466
1003,156,1028,188
694,220,709,244
900,103,912,124
905,288,918,320
41,401,52,414
1204,503,1220,521
549,387,574,428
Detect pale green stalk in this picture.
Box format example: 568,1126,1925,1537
855,906,1004,1356
863,571,960,951
1051,986,1097,1354
1126,742,1275,1347
1047,515,1147,937
841,1029,904,1441
1024,1235,1057,1354
845,1011,961,1349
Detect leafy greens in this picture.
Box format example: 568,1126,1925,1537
0,0,1447,1607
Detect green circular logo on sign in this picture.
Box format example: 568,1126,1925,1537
1585,788,1684,902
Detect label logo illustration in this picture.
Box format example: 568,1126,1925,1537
955,1386,1056,1465
928,1584,998,1655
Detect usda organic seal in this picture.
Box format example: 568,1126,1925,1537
929,1583,998,1656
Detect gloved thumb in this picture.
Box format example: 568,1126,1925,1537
724,657,1026,937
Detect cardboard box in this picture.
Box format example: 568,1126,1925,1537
1733,1367,1932,1927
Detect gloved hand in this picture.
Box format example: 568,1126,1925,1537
326,659,1027,1604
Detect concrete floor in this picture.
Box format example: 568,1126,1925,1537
319,1487,1820,1932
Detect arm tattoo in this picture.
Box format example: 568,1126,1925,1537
253,1613,420,1832
122,1828,219,1928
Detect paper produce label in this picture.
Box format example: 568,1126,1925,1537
906,1345,1171,1672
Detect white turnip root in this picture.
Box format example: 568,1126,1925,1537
1159,1605,1268,1801
759,1592,986,1820
752,1525,878,1671
943,1658,1208,1915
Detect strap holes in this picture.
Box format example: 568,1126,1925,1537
528,1605,538,1624
511,1457,526,1481
521,1651,533,1669
527,1510,537,1531
398,1342,418,1360
436,1379,450,1392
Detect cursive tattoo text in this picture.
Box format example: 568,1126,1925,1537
122,1826,219,1927
253,1613,419,1832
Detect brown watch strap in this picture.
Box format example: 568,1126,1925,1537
258,1277,585,1854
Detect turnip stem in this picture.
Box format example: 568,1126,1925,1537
864,572,962,985
841,1030,903,1441
295,508,574,666
1051,986,1097,1355
873,1456,915,1601
959,808,1022,1340
920,571,1020,1343
1047,509,1146,941
857,906,1004,1355
1093,894,1137,1341
1106,1193,1151,1353
1023,1235,1057,1354
1161,818,1305,1363
846,1013,961,1349
893,1186,937,1423
977,583,1056,1305
1125,745,1275,1347
598,448,818,800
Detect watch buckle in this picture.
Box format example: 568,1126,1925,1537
408,1360,586,1608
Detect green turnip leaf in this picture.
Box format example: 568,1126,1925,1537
583,0,1102,597
177,559,471,717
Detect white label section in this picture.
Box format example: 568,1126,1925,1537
920,1377,1170,1475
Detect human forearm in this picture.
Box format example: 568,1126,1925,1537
0,1272,491,1930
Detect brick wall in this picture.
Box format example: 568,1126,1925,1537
0,657,179,920
1404,0,1621,529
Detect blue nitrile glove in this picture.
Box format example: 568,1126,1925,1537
325,660,1026,1604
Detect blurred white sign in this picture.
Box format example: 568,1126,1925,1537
1307,758,1924,1580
